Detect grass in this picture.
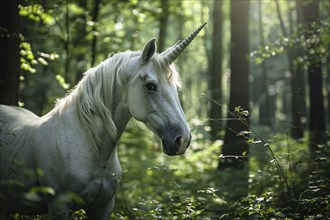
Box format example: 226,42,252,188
112,120,330,219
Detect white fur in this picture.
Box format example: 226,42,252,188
0,48,190,219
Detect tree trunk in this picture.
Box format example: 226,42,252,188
258,0,272,126
295,0,307,130
302,1,325,153
219,0,250,169
209,0,223,140
75,0,88,83
91,0,101,67
275,0,304,139
64,0,70,84
0,0,20,105
327,54,330,128
157,0,169,53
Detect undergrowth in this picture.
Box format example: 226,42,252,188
1,118,329,219
112,120,330,220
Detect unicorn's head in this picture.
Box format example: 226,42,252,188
124,23,206,156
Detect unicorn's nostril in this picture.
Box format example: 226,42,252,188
175,136,183,147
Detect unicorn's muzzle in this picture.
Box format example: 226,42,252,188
162,132,192,156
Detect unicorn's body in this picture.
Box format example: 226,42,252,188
0,23,206,219
1,104,121,217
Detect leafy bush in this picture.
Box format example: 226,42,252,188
2,121,329,219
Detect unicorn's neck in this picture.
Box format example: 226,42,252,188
54,56,132,161
95,94,131,161
78,60,131,160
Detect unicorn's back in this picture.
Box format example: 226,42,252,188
0,105,39,127
0,104,40,169
0,105,46,214
0,105,40,154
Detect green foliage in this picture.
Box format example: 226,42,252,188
110,120,329,219
55,74,70,90
250,19,330,67
19,4,53,24
111,120,226,219
223,192,284,219
24,186,55,203
2,122,330,219
18,3,59,74
19,41,37,73
299,177,330,219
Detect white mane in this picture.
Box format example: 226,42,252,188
54,50,181,152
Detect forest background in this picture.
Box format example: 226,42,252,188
0,0,329,219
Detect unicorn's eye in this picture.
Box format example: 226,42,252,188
146,82,157,91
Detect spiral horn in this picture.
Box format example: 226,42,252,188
163,22,207,64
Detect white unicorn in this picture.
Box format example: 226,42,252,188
0,23,206,219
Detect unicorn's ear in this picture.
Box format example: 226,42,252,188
140,38,157,65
